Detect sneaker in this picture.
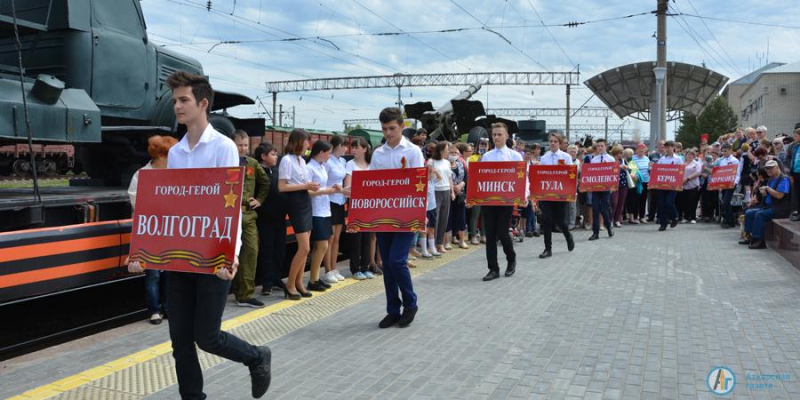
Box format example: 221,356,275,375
261,286,272,296
430,250,442,257
249,346,272,398
459,242,469,249
364,271,375,279
420,252,433,259
471,237,480,245
690,220,697,224
334,270,346,281
444,244,453,250
629,219,640,225
322,272,339,285
353,272,367,280
371,264,383,275
149,313,163,325
236,298,266,308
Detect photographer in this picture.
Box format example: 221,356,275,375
739,160,790,249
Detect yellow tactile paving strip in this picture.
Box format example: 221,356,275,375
10,245,478,400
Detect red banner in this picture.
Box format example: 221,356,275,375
707,164,738,190
466,161,527,206
529,164,578,202
649,163,686,191
348,167,428,232
579,162,619,192
129,167,244,274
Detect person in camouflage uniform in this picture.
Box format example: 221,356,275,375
232,131,269,308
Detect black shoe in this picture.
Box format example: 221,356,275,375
379,314,400,328
539,249,552,259
273,282,286,292
553,227,562,233
284,291,301,301
483,270,500,281
738,238,752,245
398,307,418,328
670,219,678,228
532,231,540,237
319,280,332,289
588,234,600,241
307,281,327,292
749,240,767,249
299,290,312,298
261,286,272,296
721,223,732,229
791,213,800,222
659,225,667,231
566,234,575,251
525,231,534,237
236,298,266,308
249,346,272,398
608,228,614,237
504,261,516,277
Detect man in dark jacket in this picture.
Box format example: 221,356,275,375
254,142,289,295
785,128,800,221
739,160,791,249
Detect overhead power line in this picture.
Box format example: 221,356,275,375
523,0,574,67
448,0,548,70
676,12,800,30
681,0,743,76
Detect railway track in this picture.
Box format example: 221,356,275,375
0,174,88,182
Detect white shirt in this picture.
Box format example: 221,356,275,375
279,154,310,185
657,155,682,165
307,158,331,217
718,154,741,185
478,145,529,199
481,146,524,162
429,159,452,191
325,155,347,205
539,149,572,166
426,173,437,211
127,161,152,209
369,136,424,170
591,153,615,163
167,123,242,256
345,159,368,176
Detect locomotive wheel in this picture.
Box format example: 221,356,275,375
12,159,31,177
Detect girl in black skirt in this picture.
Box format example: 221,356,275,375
278,129,318,300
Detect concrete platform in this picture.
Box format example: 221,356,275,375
4,223,800,399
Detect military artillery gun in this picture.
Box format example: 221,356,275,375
0,0,262,184
404,84,518,144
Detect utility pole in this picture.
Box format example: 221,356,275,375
656,0,668,142
279,104,283,127
565,84,571,142
292,106,296,128
604,116,608,141
271,92,277,126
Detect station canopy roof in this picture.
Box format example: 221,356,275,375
583,61,728,121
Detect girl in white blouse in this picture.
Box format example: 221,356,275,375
278,129,319,299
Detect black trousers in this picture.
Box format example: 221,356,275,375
636,182,649,219
540,201,571,250
792,173,800,213
482,206,515,272
679,188,700,221
349,231,372,274
721,189,735,225
647,186,659,220
701,184,718,218
657,190,678,227
167,272,262,400
256,219,286,288
592,191,613,235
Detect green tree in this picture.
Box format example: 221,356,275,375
676,96,737,148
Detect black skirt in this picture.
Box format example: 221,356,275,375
330,202,346,225
286,191,312,234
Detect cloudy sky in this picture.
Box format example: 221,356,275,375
140,0,800,140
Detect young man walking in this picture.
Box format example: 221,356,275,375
589,139,614,241
131,71,271,399
656,141,682,231
538,133,575,258
370,107,424,328
480,123,527,280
